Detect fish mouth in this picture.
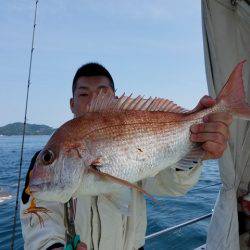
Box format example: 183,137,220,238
30,181,67,194
29,182,71,203
30,183,53,193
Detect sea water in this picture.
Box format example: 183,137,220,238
0,136,220,250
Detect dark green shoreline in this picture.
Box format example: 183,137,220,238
0,122,55,136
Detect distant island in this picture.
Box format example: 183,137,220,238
0,123,56,136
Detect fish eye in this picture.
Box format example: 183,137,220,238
41,150,54,165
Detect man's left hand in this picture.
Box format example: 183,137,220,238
190,95,233,160
76,242,87,250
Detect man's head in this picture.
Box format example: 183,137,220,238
70,63,115,117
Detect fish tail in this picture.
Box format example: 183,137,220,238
217,60,250,120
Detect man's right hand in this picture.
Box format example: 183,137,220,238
76,242,87,250
53,242,87,250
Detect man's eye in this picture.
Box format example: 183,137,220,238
98,86,108,92
79,94,88,97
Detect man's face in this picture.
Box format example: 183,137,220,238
70,76,115,117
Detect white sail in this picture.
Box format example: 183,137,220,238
201,0,250,249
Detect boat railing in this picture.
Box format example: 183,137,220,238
145,182,221,241
145,212,213,240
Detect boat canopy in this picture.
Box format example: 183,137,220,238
202,0,250,249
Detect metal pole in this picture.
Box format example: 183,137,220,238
10,1,39,249
145,212,212,240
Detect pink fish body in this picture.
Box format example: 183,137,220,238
29,61,250,203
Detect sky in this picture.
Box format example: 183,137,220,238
0,1,208,128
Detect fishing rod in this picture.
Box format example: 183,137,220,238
10,1,39,249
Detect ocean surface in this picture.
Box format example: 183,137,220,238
0,135,221,250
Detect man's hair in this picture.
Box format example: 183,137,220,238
72,62,115,95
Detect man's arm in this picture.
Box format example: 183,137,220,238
142,162,203,196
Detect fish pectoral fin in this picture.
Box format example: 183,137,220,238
102,189,132,216
176,146,205,170
88,166,157,203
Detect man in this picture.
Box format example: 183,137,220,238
21,63,232,250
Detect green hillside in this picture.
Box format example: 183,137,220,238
0,122,55,136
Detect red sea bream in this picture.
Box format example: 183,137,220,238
27,61,250,207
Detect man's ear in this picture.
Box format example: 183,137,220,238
70,98,75,113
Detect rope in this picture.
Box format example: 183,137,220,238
10,1,39,249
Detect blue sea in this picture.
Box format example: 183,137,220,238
0,136,221,250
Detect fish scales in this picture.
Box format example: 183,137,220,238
78,111,196,183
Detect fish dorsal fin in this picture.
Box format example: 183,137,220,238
87,90,189,113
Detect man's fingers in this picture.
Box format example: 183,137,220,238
189,95,216,113
203,112,233,126
202,141,227,159
77,242,87,250
190,122,229,140
191,132,226,145
189,109,232,160
199,95,216,108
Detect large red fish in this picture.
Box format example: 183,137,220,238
27,61,249,210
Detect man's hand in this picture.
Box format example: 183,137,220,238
52,241,87,250
76,242,87,250
190,95,233,160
